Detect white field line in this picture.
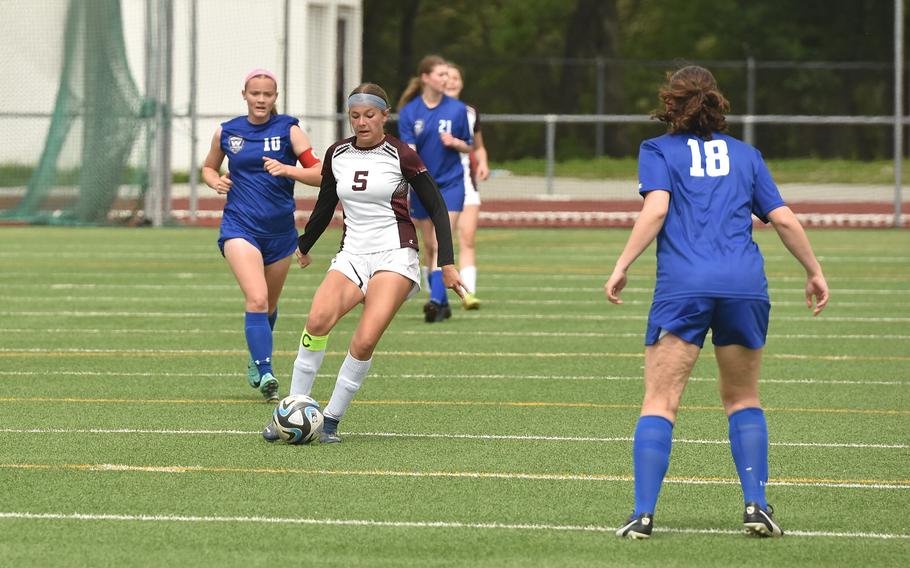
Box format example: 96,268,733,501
0,271,325,281
0,428,904,450
490,299,894,307
0,267,906,285
2,395,904,416
491,252,910,263
11,347,910,363
0,251,218,260
0,462,906,490
1,271,905,284
0,295,894,309
2,327,909,342
470,314,910,323
0,370,905,386
2,347,909,362
394,330,910,340
0,511,906,540
3,283,910,296
2,242,895,255
486,273,910,284
1,248,908,263
2,310,910,323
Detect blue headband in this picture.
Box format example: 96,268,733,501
347,93,389,110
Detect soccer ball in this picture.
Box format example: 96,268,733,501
272,395,324,444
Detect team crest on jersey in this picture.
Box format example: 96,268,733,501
414,119,424,136
228,136,244,154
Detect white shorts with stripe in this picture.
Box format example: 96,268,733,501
463,182,481,207
461,154,481,207
328,247,421,299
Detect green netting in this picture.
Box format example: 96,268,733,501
1,0,152,225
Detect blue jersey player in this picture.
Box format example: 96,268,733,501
397,55,473,322
202,69,322,402
605,66,829,539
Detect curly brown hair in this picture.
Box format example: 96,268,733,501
652,66,730,140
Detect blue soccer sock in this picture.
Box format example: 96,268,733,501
428,269,447,305
244,311,273,377
728,407,769,508
268,306,278,330
632,415,674,516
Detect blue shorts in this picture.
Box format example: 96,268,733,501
218,229,298,266
645,297,771,349
409,179,464,219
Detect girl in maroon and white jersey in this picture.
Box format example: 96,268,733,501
261,83,466,443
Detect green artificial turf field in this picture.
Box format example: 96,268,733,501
0,226,907,567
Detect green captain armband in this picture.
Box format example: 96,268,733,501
300,329,329,351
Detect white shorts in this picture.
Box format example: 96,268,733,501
463,182,481,207
329,248,421,299
461,154,481,207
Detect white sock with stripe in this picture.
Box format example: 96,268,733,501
324,352,372,420
290,344,326,396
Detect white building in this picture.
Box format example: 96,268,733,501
0,0,363,171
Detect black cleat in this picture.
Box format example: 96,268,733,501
743,502,783,537
423,301,448,323
616,513,653,539
423,301,437,322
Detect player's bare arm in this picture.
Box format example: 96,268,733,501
202,127,232,194
605,190,670,304
767,206,829,316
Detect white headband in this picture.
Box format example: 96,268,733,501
347,93,389,110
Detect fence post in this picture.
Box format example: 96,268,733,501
545,114,556,195
143,0,158,224
282,0,290,113
894,0,904,228
188,0,197,222
158,0,173,227
595,57,605,157
744,56,756,146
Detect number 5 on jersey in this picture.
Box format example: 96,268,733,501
352,171,368,191
687,138,730,177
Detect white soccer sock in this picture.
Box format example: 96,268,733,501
460,265,477,294
289,344,326,396
420,265,430,293
324,352,372,420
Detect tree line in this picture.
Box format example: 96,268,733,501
362,0,907,160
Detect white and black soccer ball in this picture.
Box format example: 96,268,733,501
272,395,324,444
